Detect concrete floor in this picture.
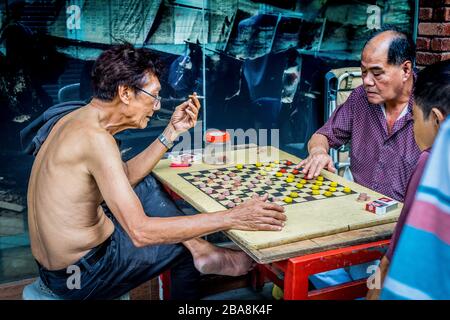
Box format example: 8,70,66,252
203,283,275,300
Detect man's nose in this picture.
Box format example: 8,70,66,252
363,74,375,87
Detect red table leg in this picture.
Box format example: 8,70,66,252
159,270,171,300
261,239,390,300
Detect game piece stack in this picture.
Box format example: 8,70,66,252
357,193,371,202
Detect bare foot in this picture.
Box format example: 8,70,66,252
194,246,255,276
184,239,255,276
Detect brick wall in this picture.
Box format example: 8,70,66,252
417,0,450,65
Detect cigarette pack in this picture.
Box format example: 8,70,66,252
365,197,399,215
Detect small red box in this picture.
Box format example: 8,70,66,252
365,197,399,215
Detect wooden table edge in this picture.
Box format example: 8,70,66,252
225,222,396,264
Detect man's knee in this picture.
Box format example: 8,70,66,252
134,174,160,195
133,174,185,218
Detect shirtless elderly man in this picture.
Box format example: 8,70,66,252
27,43,286,300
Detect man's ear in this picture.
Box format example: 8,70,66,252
431,107,445,128
118,85,132,105
402,61,413,81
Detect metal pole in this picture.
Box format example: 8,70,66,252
201,0,207,143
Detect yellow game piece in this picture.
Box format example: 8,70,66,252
324,191,332,197
270,163,276,168
328,187,337,192
300,179,307,184
265,166,272,172
290,192,299,198
259,170,267,176
317,176,324,181
296,183,304,189
343,187,351,193
287,174,295,179
311,185,320,190
275,172,283,177
285,177,294,183
255,162,263,167
330,182,338,187
236,164,243,169
283,196,293,203
315,181,323,186
312,190,320,195
274,160,280,164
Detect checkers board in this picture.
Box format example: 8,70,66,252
178,160,357,208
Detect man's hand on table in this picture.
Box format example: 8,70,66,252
295,147,336,179
225,194,287,231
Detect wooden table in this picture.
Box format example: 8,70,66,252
153,145,398,299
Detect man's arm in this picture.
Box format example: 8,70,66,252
87,131,286,248
366,256,390,300
124,95,201,187
123,124,178,187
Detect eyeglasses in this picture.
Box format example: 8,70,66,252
135,87,161,106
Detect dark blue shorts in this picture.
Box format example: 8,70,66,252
37,174,200,300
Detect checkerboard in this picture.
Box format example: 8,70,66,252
178,160,356,208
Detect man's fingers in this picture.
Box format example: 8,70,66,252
186,106,198,118
262,202,285,213
295,159,306,169
306,160,319,179
327,161,337,173
261,209,287,221
257,217,285,227
186,108,196,120
302,158,313,175
188,93,201,109
314,162,323,178
256,224,283,231
189,92,200,104
190,102,199,115
259,193,269,202
313,158,330,177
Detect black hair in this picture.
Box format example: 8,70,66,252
364,25,416,66
414,59,450,120
91,42,163,101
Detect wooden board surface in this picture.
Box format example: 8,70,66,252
153,146,401,252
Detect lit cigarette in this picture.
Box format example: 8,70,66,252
188,95,205,99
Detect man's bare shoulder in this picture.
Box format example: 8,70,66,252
48,109,119,167
77,125,120,164
83,127,118,150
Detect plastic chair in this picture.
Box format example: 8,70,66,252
324,67,362,179
58,83,81,103
22,277,130,300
